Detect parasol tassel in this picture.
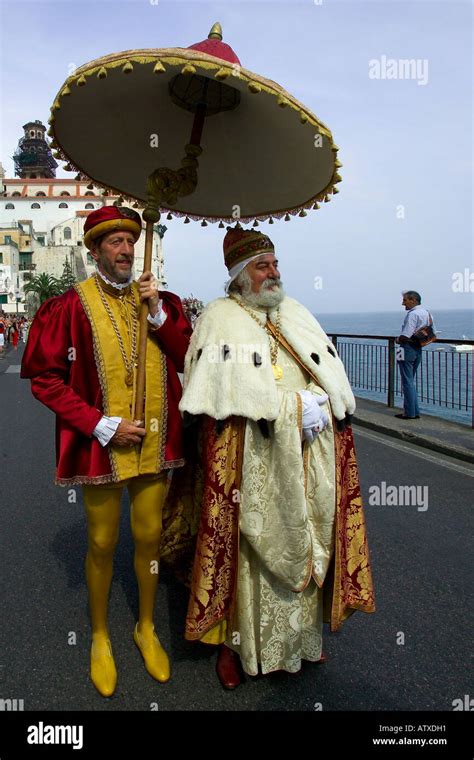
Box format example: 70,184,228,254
181,64,196,75
122,61,134,74
97,67,108,79
284,213,290,221
153,61,166,74
215,67,231,79
248,82,261,93
77,75,87,86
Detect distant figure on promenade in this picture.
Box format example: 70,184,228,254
395,290,433,419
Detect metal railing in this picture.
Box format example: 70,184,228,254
328,334,474,428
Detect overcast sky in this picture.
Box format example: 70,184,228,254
0,0,472,313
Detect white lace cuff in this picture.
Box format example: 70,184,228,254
92,416,122,447
147,302,167,329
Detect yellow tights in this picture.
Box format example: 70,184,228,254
83,475,169,695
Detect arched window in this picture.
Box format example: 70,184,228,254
5,203,14,209
30,131,35,138
85,203,94,209
31,203,40,209
30,174,36,179
59,202,68,209
35,191,46,197
85,191,94,196
12,192,21,197
60,191,70,197
63,227,72,240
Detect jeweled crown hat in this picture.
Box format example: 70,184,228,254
223,227,274,271
83,206,142,249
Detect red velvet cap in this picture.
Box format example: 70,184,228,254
83,206,142,250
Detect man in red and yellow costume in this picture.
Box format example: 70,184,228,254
168,227,375,689
21,206,192,697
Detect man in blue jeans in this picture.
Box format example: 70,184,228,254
395,291,432,420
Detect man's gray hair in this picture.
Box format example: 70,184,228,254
403,290,421,304
227,267,251,294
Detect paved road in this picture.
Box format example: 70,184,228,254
0,342,472,711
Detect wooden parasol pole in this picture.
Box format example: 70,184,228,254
134,206,160,422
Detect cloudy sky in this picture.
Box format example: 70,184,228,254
0,0,472,313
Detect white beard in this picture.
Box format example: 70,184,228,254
241,279,286,309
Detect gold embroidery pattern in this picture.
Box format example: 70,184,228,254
185,416,245,640
329,426,376,631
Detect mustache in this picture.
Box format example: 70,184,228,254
261,278,282,289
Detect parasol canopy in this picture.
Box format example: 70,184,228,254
49,23,342,223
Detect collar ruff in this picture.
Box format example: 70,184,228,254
95,266,133,291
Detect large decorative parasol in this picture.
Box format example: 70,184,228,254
48,22,342,419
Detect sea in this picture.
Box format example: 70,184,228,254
316,309,473,427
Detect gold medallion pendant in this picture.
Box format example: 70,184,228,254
272,364,283,380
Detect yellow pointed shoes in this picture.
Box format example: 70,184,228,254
133,624,170,683
90,637,117,697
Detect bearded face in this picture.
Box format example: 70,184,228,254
235,254,285,308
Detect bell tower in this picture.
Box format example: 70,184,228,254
13,120,58,179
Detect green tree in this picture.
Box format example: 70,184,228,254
23,273,62,305
58,257,76,293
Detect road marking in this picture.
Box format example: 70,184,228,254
5,365,21,373
355,427,474,478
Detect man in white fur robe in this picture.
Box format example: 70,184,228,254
171,227,375,689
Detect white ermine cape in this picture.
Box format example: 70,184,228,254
179,296,355,422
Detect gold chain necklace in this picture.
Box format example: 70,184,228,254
229,294,283,380
95,275,139,386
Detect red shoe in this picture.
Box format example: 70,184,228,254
216,645,242,689
316,651,327,664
